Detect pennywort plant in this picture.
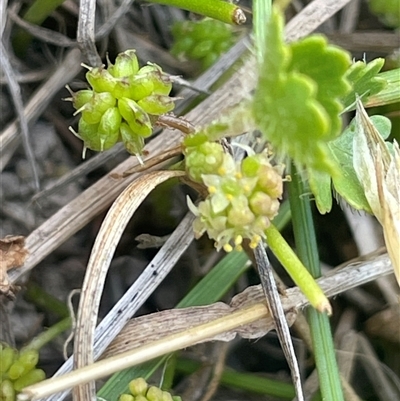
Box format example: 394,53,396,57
62,3,400,400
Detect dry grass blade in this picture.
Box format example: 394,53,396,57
254,244,304,401
284,0,353,42
44,212,195,401
0,40,40,190
72,169,185,401
0,47,82,171
8,9,76,47
357,333,400,400
18,251,393,401
77,0,101,66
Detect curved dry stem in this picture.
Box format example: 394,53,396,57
72,169,185,400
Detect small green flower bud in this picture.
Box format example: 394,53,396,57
8,360,26,380
18,349,39,372
118,395,134,401
241,156,261,177
86,66,116,93
135,396,148,401
72,89,93,110
227,202,255,227
80,92,117,124
137,63,160,75
0,347,17,373
136,64,172,94
78,118,119,152
257,164,283,198
0,379,15,401
113,77,135,99
119,123,145,155
137,95,175,115
108,50,139,78
249,192,274,216
185,141,225,182
78,118,99,140
128,75,155,101
182,132,209,148
161,390,174,401
118,98,153,137
128,377,148,396
220,177,244,198
13,368,46,391
152,75,173,96
146,386,163,401
98,107,122,136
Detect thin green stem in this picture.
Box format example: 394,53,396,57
177,358,295,399
25,282,70,318
148,0,246,25
23,317,72,352
253,0,273,65
288,164,344,401
265,224,331,314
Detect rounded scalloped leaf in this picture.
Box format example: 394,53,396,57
254,71,333,172
254,8,338,173
257,7,289,80
289,35,351,138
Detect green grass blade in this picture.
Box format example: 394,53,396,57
288,164,344,401
176,358,296,399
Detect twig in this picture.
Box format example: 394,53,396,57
0,41,40,190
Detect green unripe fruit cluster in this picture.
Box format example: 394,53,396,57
185,135,283,252
118,378,181,401
171,19,237,70
0,343,46,400
70,50,175,156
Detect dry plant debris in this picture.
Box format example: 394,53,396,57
1,0,399,401
0,236,28,299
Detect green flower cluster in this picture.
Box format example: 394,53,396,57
118,378,181,401
0,344,45,400
183,134,283,252
171,19,236,70
69,50,175,157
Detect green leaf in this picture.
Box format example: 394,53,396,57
308,169,332,214
289,35,351,138
366,68,400,107
342,58,387,110
313,114,392,214
253,8,349,174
